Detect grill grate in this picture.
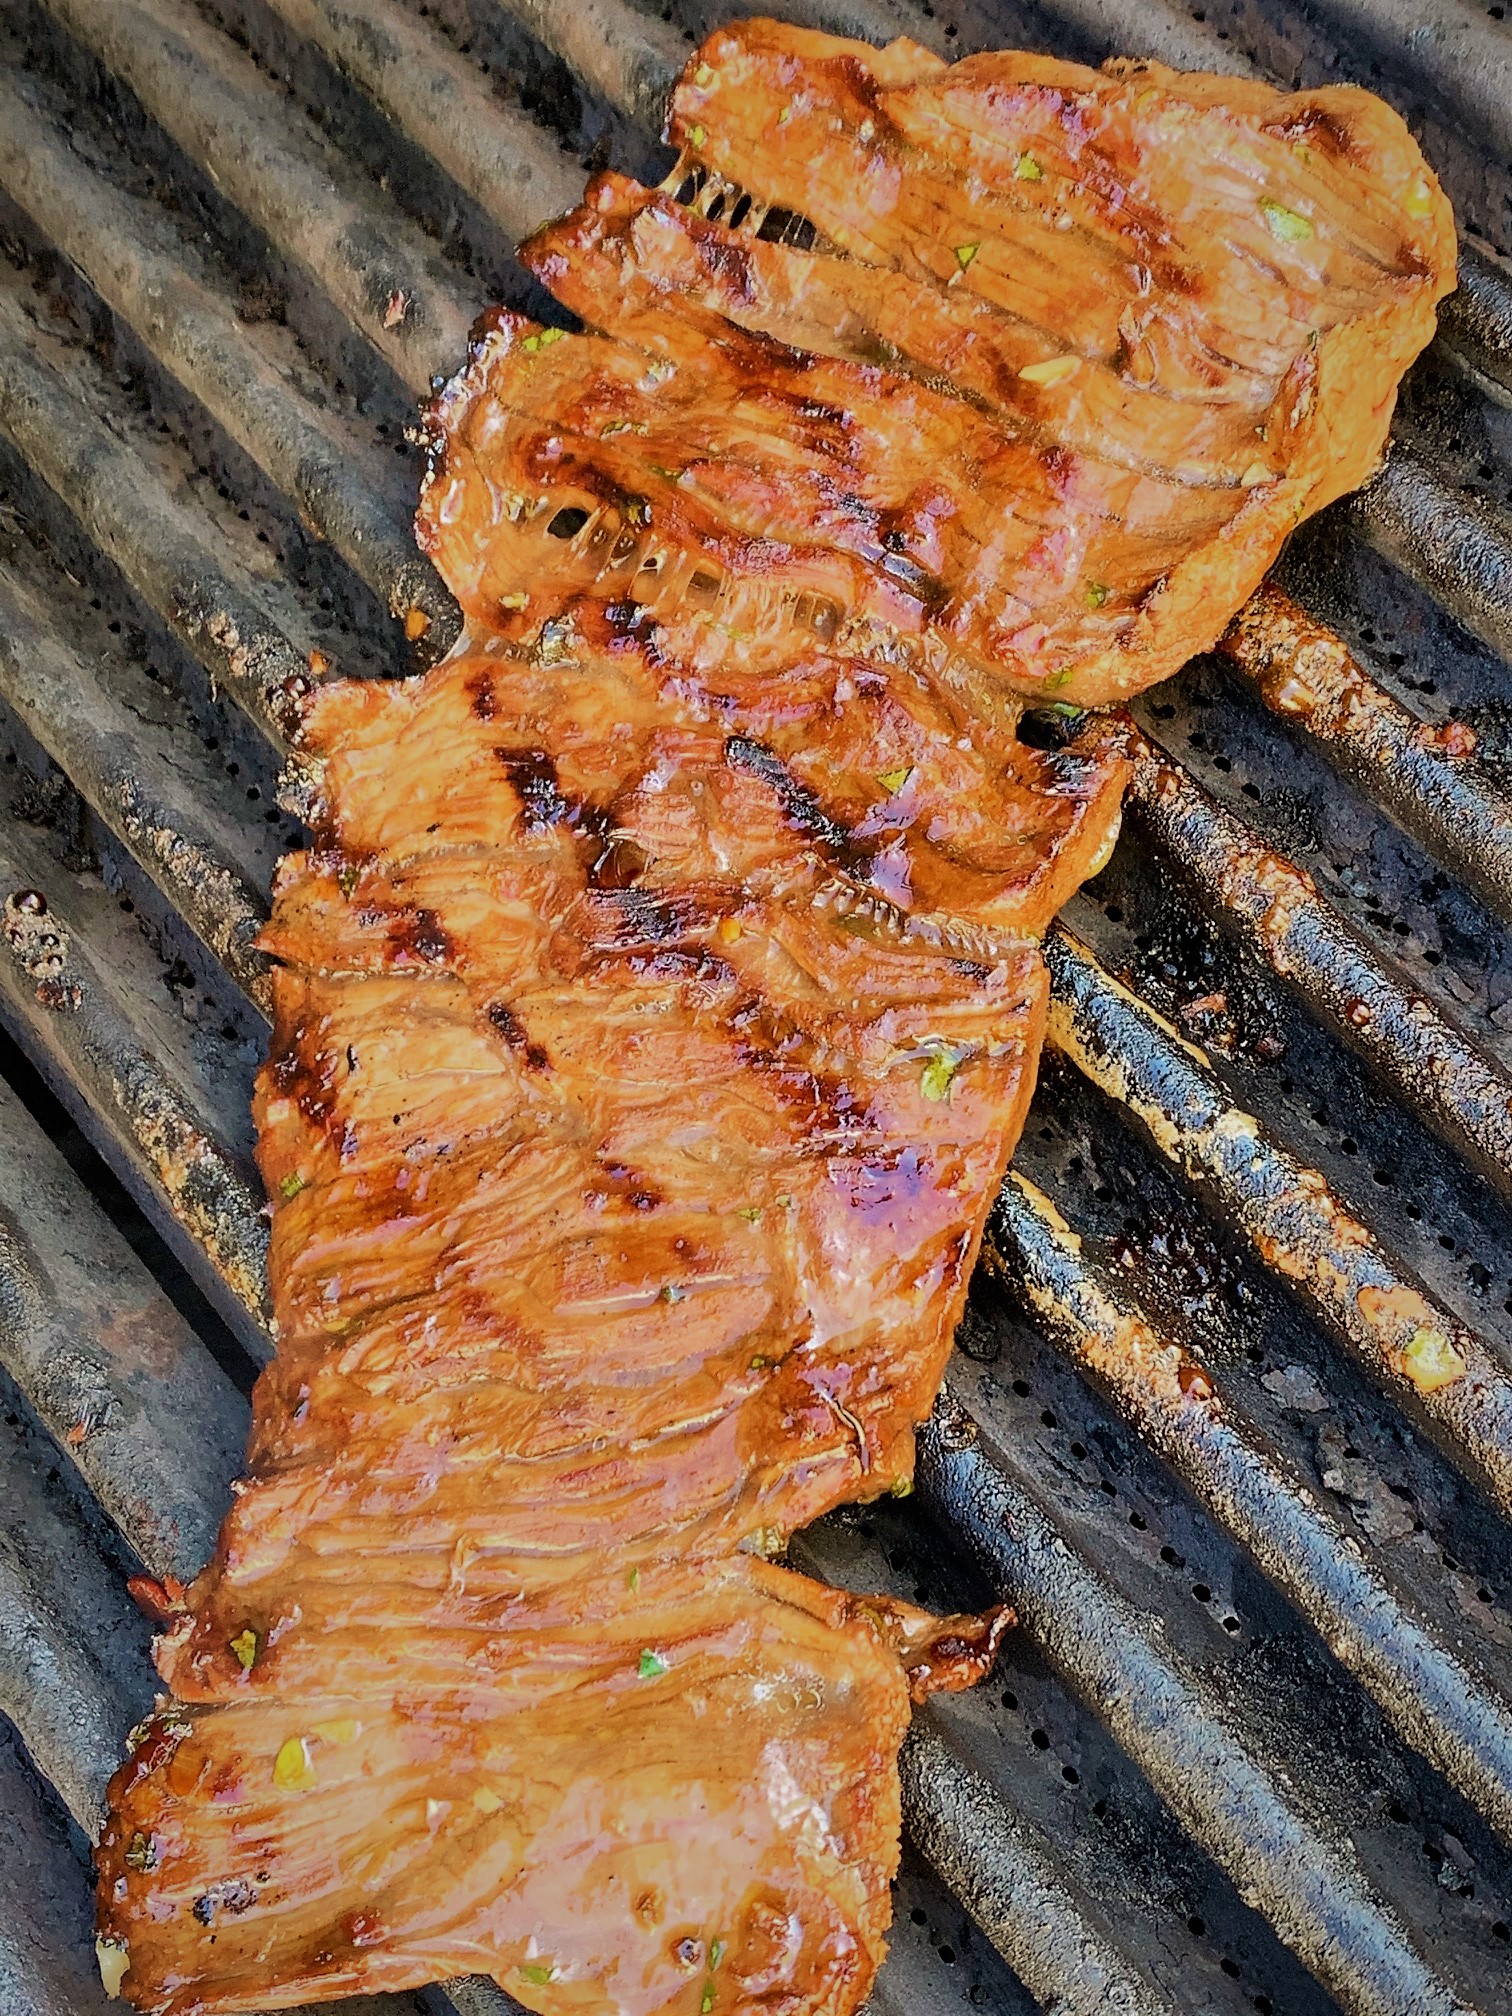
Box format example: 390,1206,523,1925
2,0,1512,2011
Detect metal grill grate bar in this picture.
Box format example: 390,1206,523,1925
261,0,588,248
0,294,311,749
988,1166,1512,1845
1044,924,1512,1513
1,0,1511,2010
1350,448,1512,674
42,0,484,396
1216,585,1512,927
0,824,270,1344
0,565,273,1008
918,1393,1475,2016
0,1071,243,1584
0,69,452,639
1126,726,1512,1188
895,1721,1174,2016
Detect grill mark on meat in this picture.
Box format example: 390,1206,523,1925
467,667,499,719
1262,104,1358,160
725,734,873,878
389,906,454,965
492,745,571,831
492,744,649,885
485,1001,550,1070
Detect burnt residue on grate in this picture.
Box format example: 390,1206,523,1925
4,0,1512,2011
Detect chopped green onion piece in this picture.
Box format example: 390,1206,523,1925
230,1628,258,1671
124,1830,158,1872
537,326,565,347
689,123,706,147
711,1939,726,1969
627,1565,641,1593
890,1476,913,1498
954,242,980,269
519,1962,555,1987
694,62,715,85
1044,701,1085,719
1259,197,1313,242
278,1174,305,1201
750,1354,771,1370
738,1205,762,1222
1013,153,1043,180
701,1987,716,2014
1082,580,1109,609
876,765,912,794
919,1047,963,1103
638,1648,669,1679
273,1735,316,1791
1043,667,1074,690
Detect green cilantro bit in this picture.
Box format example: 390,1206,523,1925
278,1173,306,1201
1260,197,1313,243
638,1648,669,1679
230,1628,258,1671
954,242,980,269
738,1205,762,1223
701,1987,715,2014
519,1962,555,1987
1082,580,1109,609
1043,667,1074,691
876,765,912,794
1013,153,1044,180
919,1047,963,1103
627,1566,640,1593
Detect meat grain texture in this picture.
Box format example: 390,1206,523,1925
97,19,1453,2015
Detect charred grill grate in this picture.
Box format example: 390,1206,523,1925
2,0,1512,2011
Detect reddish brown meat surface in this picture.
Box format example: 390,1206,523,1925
96,19,1452,2015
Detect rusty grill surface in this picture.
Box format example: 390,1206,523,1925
3,0,1512,2012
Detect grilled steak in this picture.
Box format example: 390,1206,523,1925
96,19,1452,2015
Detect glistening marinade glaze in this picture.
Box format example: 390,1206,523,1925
96,19,1452,2013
